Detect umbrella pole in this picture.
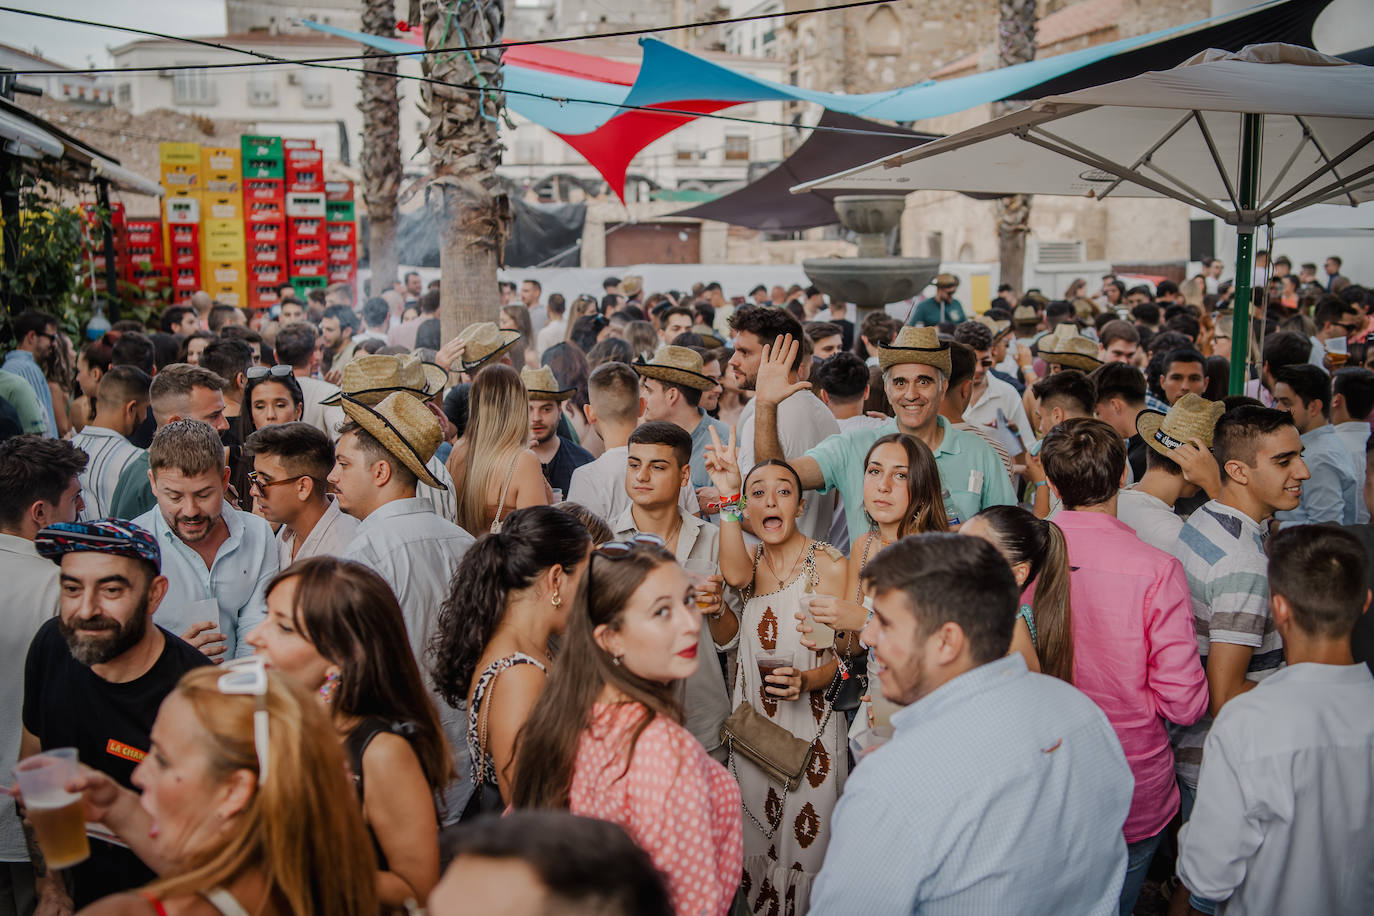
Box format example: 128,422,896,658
1229,113,1263,395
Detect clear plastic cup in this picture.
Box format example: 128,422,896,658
13,749,90,869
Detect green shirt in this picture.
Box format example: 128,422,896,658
0,369,48,436
908,296,966,327
108,451,155,520
806,415,1015,537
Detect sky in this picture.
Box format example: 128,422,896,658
1,0,227,69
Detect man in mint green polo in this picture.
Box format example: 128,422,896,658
751,326,1014,538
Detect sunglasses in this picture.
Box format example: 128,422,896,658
246,470,308,494
246,364,293,380
595,532,668,559
217,657,270,784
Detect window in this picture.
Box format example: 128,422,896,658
300,76,330,108
676,146,700,162
117,82,131,105
173,68,215,105
723,135,750,161
247,74,278,107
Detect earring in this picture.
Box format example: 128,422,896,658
612,655,623,666
319,671,340,703
551,592,562,608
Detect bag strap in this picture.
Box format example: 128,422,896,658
490,452,520,531
470,654,545,787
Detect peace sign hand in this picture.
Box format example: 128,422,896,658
703,425,742,494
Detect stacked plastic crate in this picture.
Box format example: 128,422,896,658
80,201,127,296
201,146,247,308
243,135,288,310
159,141,206,295
284,140,327,296
324,180,358,288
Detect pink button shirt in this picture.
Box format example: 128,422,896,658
570,702,743,916
1054,511,1209,842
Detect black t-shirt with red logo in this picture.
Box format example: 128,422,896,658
22,618,211,907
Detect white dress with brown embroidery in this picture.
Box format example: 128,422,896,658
731,560,847,916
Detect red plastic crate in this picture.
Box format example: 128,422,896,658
288,216,323,237
170,243,200,269
244,178,285,202
323,180,354,202
289,257,326,278
247,199,285,223
249,288,282,310
288,237,325,259
282,139,316,152
324,221,356,245
172,267,202,291
285,165,323,192
327,264,358,285
251,262,287,286
169,224,198,246
326,243,356,264
250,243,283,264
247,219,286,244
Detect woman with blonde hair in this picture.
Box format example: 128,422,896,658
499,305,538,372
446,364,550,534
58,663,379,916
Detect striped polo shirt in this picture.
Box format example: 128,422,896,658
1170,499,1284,788
71,425,145,521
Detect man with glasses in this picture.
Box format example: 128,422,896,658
1309,295,1364,372
21,519,210,911
244,422,357,564
3,310,60,437
954,321,1034,456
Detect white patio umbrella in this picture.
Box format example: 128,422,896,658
793,44,1374,393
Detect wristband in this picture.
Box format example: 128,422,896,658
720,508,743,524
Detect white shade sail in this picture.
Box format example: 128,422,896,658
793,45,1374,226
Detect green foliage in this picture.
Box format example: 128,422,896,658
1,175,84,325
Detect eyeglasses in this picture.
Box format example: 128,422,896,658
246,470,307,494
217,657,269,784
595,532,667,559
246,364,293,380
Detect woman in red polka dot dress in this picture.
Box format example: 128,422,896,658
510,537,743,916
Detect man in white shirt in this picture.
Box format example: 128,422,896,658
1118,395,1223,552
521,278,547,334
133,420,278,660
610,422,734,760
1330,367,1374,523
1178,525,1374,916
1307,295,1362,372
567,362,698,523
955,321,1034,453
534,293,567,357
71,366,149,520
273,322,344,440
244,422,358,566
730,307,839,542
0,436,85,911
354,297,391,345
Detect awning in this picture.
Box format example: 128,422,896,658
0,98,163,196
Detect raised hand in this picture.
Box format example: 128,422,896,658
434,336,467,373
754,334,812,407
1174,435,1222,498
703,425,742,495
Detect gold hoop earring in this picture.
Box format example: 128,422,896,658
551,593,562,608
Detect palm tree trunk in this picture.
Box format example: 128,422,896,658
360,0,402,299
995,0,1038,297
420,0,508,340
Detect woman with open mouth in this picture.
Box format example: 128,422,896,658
704,428,848,915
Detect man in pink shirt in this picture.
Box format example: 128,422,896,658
1041,417,1209,916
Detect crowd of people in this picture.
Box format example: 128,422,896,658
0,261,1372,916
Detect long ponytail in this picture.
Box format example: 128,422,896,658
429,506,591,707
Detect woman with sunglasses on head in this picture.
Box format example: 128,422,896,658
244,558,452,910
701,429,846,914
231,367,304,515
429,507,592,817
52,663,378,916
509,537,742,916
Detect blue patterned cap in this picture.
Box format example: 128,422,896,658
35,520,161,571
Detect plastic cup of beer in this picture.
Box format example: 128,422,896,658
796,592,835,649
868,688,905,729
14,748,90,869
682,560,719,612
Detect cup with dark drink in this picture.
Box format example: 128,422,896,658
756,653,793,689
14,748,90,869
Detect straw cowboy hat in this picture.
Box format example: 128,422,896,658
934,273,960,289
340,392,445,490
321,354,444,406
621,274,643,297
691,323,726,348
1136,393,1225,459
877,325,952,375
973,313,1012,343
456,321,520,372
1038,324,1104,371
1012,304,1039,325
632,345,716,391
521,365,576,401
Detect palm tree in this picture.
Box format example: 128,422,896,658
995,0,1037,297
420,0,508,338
360,0,402,300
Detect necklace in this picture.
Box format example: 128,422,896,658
761,539,806,586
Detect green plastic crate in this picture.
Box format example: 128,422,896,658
243,159,286,179
290,275,327,291
325,200,355,222
240,135,283,160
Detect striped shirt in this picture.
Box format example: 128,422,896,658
1171,500,1284,788
71,426,145,521
2,350,55,436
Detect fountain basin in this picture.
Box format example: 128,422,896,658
802,256,942,313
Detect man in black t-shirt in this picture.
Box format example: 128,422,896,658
20,520,210,911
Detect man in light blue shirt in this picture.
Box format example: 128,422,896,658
751,327,1014,537
811,534,1133,915
133,419,277,659
3,309,60,436
1272,364,1360,527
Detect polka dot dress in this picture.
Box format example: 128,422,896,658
570,702,743,916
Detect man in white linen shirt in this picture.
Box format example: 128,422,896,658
730,307,838,542
244,423,358,566
71,366,149,520
1118,395,1223,552
1178,525,1374,916
812,534,1133,914
1329,367,1374,523
534,293,567,357
955,320,1034,453
274,321,345,441
133,421,278,660
567,362,698,523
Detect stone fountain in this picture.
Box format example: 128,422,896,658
802,196,940,319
